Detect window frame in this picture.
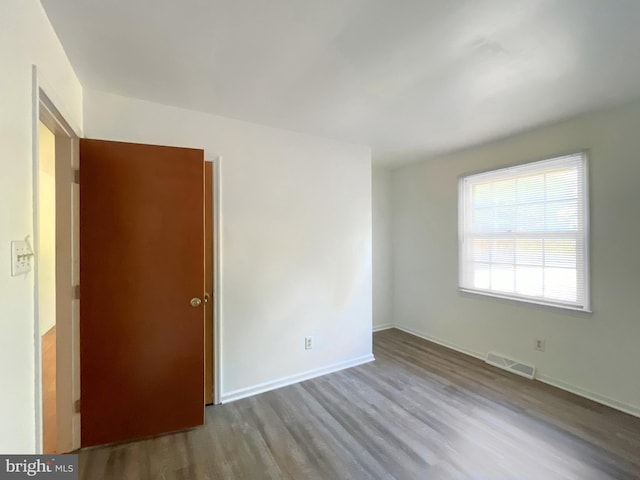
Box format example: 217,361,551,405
457,152,591,312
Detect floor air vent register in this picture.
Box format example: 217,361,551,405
486,352,536,379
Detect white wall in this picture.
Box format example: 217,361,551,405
392,100,640,416
0,0,83,452
38,122,56,336
372,167,393,330
83,89,373,400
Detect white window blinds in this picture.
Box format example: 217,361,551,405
458,153,590,311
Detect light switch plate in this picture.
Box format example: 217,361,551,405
11,240,33,276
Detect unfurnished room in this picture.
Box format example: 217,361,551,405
1,1,640,479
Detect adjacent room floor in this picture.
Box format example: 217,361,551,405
42,325,57,454
79,329,640,479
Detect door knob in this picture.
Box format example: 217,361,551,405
190,297,202,307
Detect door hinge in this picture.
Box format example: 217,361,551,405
73,169,80,184
73,285,80,300
74,399,81,413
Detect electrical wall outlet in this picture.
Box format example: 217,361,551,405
535,339,546,352
305,336,313,350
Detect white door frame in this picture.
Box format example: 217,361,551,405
32,66,81,453
211,156,223,405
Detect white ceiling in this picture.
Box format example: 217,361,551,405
41,0,640,165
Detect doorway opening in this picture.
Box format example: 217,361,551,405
35,83,81,454
35,80,221,451
38,120,57,453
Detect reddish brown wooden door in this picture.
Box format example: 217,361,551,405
80,139,205,447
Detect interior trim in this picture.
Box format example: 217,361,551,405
394,324,640,419
220,354,375,404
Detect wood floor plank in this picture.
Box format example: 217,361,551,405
42,325,57,454
79,328,640,479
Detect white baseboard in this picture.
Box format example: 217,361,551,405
373,323,394,332
536,374,640,419
394,324,640,419
394,325,485,361
220,354,375,404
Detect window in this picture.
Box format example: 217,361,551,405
458,153,589,311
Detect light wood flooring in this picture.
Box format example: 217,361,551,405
42,325,57,454
79,328,640,479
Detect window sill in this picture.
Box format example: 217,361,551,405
458,288,592,313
